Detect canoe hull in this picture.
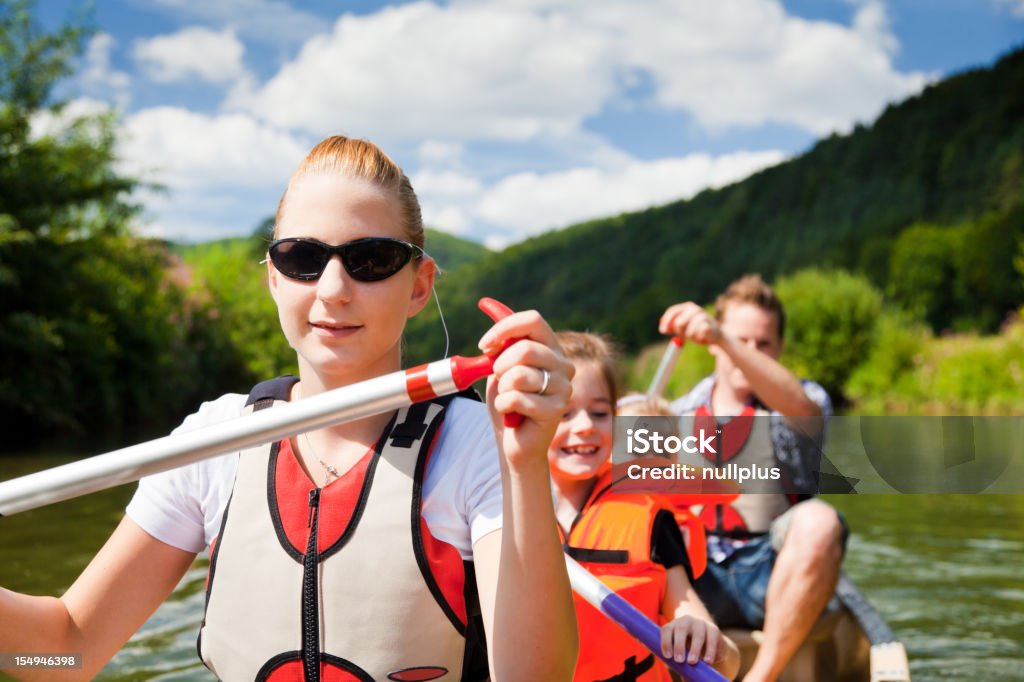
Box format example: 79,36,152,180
726,608,872,681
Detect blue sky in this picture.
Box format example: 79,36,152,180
37,0,1024,247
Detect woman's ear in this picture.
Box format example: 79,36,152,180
266,256,281,304
407,257,436,318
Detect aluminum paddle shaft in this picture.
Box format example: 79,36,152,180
0,355,495,517
648,337,683,398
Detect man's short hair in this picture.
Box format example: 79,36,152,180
714,274,786,341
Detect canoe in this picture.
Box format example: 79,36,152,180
724,575,910,681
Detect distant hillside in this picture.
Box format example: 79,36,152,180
175,227,489,276
405,46,1024,362
425,228,489,272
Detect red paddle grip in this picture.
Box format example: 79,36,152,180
477,298,525,428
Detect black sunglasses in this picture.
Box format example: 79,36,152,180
267,237,423,282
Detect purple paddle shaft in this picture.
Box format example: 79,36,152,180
600,589,727,682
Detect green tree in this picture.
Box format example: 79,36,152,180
0,1,248,448
179,236,296,380
886,223,960,330
952,207,1024,330
774,268,884,401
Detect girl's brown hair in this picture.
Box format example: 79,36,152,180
555,331,621,411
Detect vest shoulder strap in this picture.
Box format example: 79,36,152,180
245,375,299,409
390,387,481,447
246,378,479,410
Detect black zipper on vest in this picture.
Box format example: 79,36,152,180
302,487,321,682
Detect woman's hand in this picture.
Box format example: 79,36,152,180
660,614,724,667
478,309,575,470
475,309,580,681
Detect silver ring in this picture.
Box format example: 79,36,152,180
538,368,551,396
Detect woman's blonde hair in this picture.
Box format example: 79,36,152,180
275,135,424,249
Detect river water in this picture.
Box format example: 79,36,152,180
1,453,1022,681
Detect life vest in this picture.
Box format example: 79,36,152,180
198,376,487,682
678,405,791,536
562,468,673,682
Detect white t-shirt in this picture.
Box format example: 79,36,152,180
126,394,503,560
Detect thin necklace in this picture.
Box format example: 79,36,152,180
302,432,339,483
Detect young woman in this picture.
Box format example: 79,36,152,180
0,136,578,682
550,332,740,682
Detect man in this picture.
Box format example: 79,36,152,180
659,274,846,682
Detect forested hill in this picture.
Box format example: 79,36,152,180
406,45,1024,359
175,227,489,274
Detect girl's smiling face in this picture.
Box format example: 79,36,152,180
548,361,615,481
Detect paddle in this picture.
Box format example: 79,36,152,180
835,573,911,681
0,297,519,516
566,556,727,682
647,337,684,398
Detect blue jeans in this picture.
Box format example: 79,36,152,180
692,503,850,630
692,535,776,630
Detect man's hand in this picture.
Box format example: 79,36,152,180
659,302,722,346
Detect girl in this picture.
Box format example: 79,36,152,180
0,136,578,681
550,332,740,682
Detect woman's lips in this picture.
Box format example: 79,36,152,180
310,321,361,338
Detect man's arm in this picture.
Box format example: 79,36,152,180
660,301,821,420
714,333,821,419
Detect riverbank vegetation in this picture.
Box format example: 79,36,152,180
627,268,1024,415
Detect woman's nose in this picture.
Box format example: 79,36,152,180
315,257,353,301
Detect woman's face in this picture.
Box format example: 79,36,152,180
268,173,434,384
548,361,614,481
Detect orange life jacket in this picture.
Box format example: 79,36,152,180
561,468,675,682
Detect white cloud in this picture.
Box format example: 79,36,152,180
850,0,899,54
415,149,786,243
414,169,483,198
418,140,465,166
79,33,131,106
477,150,786,235
134,27,246,83
993,0,1024,18
133,187,274,241
119,107,309,191
227,0,930,142
137,0,326,46
29,98,114,141
226,1,618,141
414,169,484,236
592,0,930,135
118,106,311,241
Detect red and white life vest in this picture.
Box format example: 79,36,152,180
678,405,791,535
198,377,486,682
